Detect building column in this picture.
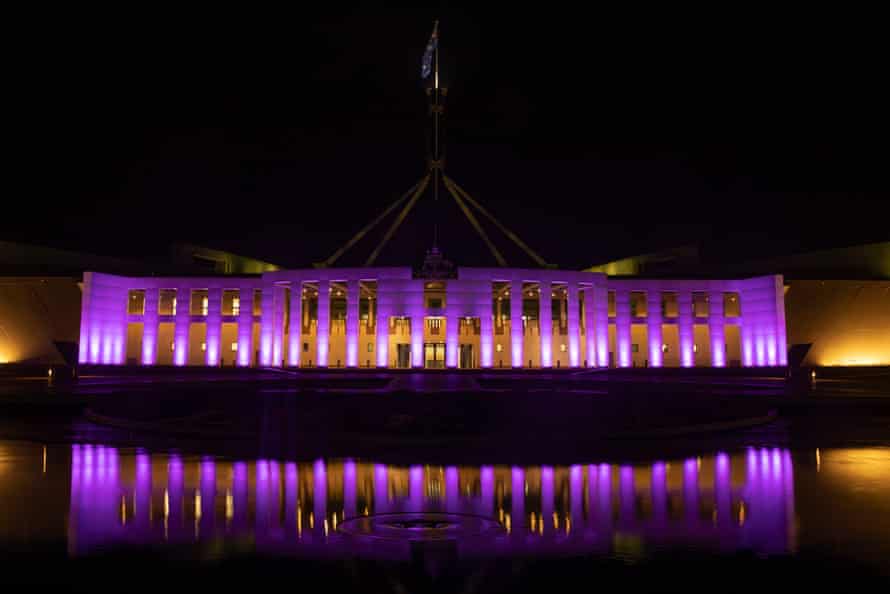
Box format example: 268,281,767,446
410,304,424,369
594,285,609,367
272,286,285,367
567,282,580,368
346,279,360,367
78,273,93,364
376,300,390,368
142,287,159,366
678,291,695,368
446,312,459,369
540,282,553,368
174,286,190,366
316,280,330,368
709,291,726,368
583,288,594,367
237,286,254,367
510,280,524,367
259,286,274,366
647,289,663,368
615,289,631,368
288,281,302,367
478,287,493,368
205,287,222,367
739,275,787,367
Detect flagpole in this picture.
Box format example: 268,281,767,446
432,25,440,248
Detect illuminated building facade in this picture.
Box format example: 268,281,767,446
76,267,787,369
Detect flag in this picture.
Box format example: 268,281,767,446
421,20,438,80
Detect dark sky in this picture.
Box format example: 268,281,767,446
9,5,890,270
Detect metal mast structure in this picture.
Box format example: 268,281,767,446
317,21,551,270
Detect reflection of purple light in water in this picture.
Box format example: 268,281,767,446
619,466,635,523
570,465,583,532
255,460,270,538
233,462,248,532
313,459,327,536
168,455,184,533
651,462,667,525
285,462,298,538
596,464,612,532
409,465,424,512
445,466,459,513
715,453,731,526
480,466,494,517
200,458,216,536
63,447,801,560
512,466,525,536
135,452,152,528
683,458,699,522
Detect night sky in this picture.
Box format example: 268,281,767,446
10,6,889,270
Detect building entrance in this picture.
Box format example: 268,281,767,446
424,342,445,368
395,344,411,369
459,344,474,369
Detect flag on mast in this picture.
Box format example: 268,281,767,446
421,20,438,80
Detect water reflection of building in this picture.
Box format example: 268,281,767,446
68,446,797,560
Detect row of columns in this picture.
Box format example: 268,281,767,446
614,288,728,369
88,272,783,370
134,284,732,369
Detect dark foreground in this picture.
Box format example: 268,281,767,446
0,367,888,590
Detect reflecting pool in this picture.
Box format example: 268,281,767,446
3,440,888,575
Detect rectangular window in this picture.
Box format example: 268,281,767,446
231,342,238,352
201,342,206,352
724,293,740,317
367,343,374,353
303,342,309,353
191,290,207,315
159,289,176,315
223,289,240,316
428,298,443,308
631,344,639,353
128,290,146,315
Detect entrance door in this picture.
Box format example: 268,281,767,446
459,344,474,369
424,342,445,368
396,344,411,369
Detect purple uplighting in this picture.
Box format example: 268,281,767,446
79,269,787,370
61,446,799,562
